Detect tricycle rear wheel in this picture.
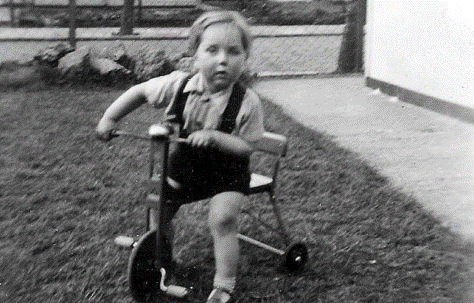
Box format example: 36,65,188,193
284,243,308,272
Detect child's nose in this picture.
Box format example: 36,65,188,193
217,50,228,64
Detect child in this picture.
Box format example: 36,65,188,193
96,10,264,303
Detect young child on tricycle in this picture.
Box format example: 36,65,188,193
97,10,264,303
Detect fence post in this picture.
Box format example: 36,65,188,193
120,0,134,35
354,0,366,72
137,0,142,26
336,2,356,73
9,0,15,27
69,0,77,48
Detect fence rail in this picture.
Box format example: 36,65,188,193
1,0,197,8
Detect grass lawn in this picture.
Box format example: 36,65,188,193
0,83,471,302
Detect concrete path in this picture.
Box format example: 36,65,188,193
254,75,474,300
255,75,474,241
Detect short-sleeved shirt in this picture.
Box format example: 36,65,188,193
143,71,264,144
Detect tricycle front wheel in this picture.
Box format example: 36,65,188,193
128,230,162,302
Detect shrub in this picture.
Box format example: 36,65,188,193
266,5,324,25
240,0,345,25
34,62,62,85
34,42,75,68
28,42,258,87
0,61,43,90
131,45,175,82
30,43,178,86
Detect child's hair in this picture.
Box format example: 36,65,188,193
188,10,253,58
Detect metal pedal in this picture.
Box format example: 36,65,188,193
114,236,136,248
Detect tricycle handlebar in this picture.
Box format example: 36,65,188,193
111,130,150,140
110,126,187,143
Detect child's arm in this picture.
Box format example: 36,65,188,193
96,84,148,140
187,130,254,158
96,71,188,140
188,88,265,157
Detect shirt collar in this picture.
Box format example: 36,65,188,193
183,72,234,102
183,72,205,94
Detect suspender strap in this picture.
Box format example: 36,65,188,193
218,82,246,134
165,75,191,127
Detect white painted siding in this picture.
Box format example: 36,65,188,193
365,0,474,109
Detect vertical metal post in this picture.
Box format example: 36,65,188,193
9,0,15,27
268,194,291,246
149,139,156,179
120,0,134,35
69,0,76,48
158,139,170,207
137,0,142,26
146,139,156,232
153,137,170,270
355,0,367,72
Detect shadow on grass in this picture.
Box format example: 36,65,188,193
0,85,471,302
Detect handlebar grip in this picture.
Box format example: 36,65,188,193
148,124,173,138
110,130,150,140
103,127,185,142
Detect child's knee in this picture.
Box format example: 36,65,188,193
208,192,243,235
208,211,238,235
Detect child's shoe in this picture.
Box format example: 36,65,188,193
206,288,234,303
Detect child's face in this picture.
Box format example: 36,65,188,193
194,23,247,93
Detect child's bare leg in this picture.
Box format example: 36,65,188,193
208,191,244,299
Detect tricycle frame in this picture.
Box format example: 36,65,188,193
112,125,308,302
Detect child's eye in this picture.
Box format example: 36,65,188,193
206,46,218,53
228,47,242,56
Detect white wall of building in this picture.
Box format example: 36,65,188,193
365,0,474,109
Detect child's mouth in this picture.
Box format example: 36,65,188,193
214,71,228,79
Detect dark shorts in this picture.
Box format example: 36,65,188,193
166,143,251,203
